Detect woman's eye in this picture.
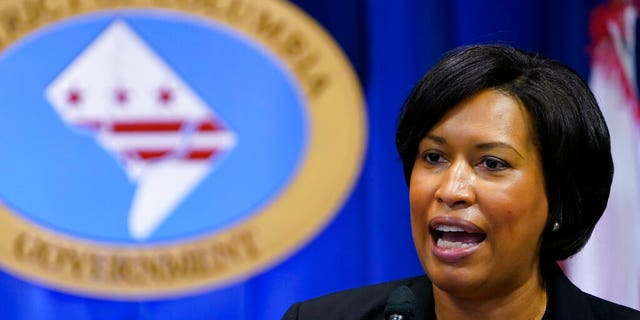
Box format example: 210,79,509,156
480,157,509,171
422,151,446,164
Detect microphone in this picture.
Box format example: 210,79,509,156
384,285,416,320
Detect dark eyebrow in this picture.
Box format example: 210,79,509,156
476,142,524,159
424,135,446,144
423,135,524,159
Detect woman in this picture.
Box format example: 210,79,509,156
282,45,640,319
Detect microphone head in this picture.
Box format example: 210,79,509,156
384,285,417,319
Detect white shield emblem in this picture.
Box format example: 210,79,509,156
45,20,237,240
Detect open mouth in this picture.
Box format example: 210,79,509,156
430,225,486,249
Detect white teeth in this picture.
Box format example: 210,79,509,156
435,225,465,232
437,238,475,249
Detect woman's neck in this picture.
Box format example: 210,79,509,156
432,273,547,320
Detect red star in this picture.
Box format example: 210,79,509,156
158,87,173,105
115,88,128,105
67,88,82,106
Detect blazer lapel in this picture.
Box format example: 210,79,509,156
409,276,436,320
548,264,594,320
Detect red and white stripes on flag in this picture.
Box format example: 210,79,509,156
100,118,234,162
566,0,640,310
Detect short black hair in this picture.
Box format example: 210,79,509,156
396,44,613,266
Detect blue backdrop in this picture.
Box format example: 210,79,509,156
0,0,606,319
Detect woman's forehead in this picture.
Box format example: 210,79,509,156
425,90,536,148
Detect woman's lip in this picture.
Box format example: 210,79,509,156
428,216,486,262
431,240,482,262
428,216,485,234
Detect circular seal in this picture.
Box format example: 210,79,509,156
0,0,366,299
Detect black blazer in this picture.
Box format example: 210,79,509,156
282,266,640,319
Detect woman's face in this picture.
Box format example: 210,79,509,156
409,90,548,298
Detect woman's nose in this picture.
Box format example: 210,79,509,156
434,161,476,209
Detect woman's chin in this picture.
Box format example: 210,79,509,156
425,261,489,297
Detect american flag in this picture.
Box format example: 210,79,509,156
567,0,640,310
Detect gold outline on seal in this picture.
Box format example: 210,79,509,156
0,0,366,299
